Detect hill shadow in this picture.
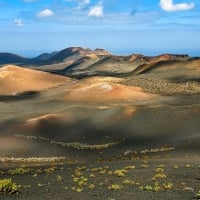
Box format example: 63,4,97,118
0,91,40,102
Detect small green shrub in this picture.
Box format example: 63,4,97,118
163,182,173,190
56,175,62,182
108,184,122,190
195,191,200,199
113,169,127,177
152,173,167,180
140,184,153,191
8,168,31,175
140,182,161,192
0,179,19,194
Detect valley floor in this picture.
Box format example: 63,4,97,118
0,61,200,199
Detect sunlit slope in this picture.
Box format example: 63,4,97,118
0,65,72,95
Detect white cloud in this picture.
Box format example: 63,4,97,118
160,0,194,12
36,9,54,17
13,18,24,27
88,3,103,17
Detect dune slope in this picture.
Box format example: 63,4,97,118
0,65,72,95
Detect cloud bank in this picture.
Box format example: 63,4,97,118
160,0,194,12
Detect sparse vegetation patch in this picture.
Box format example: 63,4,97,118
15,134,124,150
0,179,19,194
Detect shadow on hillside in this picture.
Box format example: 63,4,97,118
12,103,200,150
0,91,40,102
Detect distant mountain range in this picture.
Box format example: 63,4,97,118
0,47,110,65
0,47,199,79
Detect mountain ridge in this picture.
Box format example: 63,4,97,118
1,47,199,79
0,47,193,65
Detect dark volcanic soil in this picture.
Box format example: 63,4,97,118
0,147,200,200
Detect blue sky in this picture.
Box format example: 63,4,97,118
0,0,200,56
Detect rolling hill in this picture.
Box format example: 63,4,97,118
0,65,72,95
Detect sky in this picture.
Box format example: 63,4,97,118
0,0,200,57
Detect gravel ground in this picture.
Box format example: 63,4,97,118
1,148,200,200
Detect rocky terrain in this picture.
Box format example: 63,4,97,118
0,47,200,199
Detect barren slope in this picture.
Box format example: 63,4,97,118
62,77,158,102
0,65,72,95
